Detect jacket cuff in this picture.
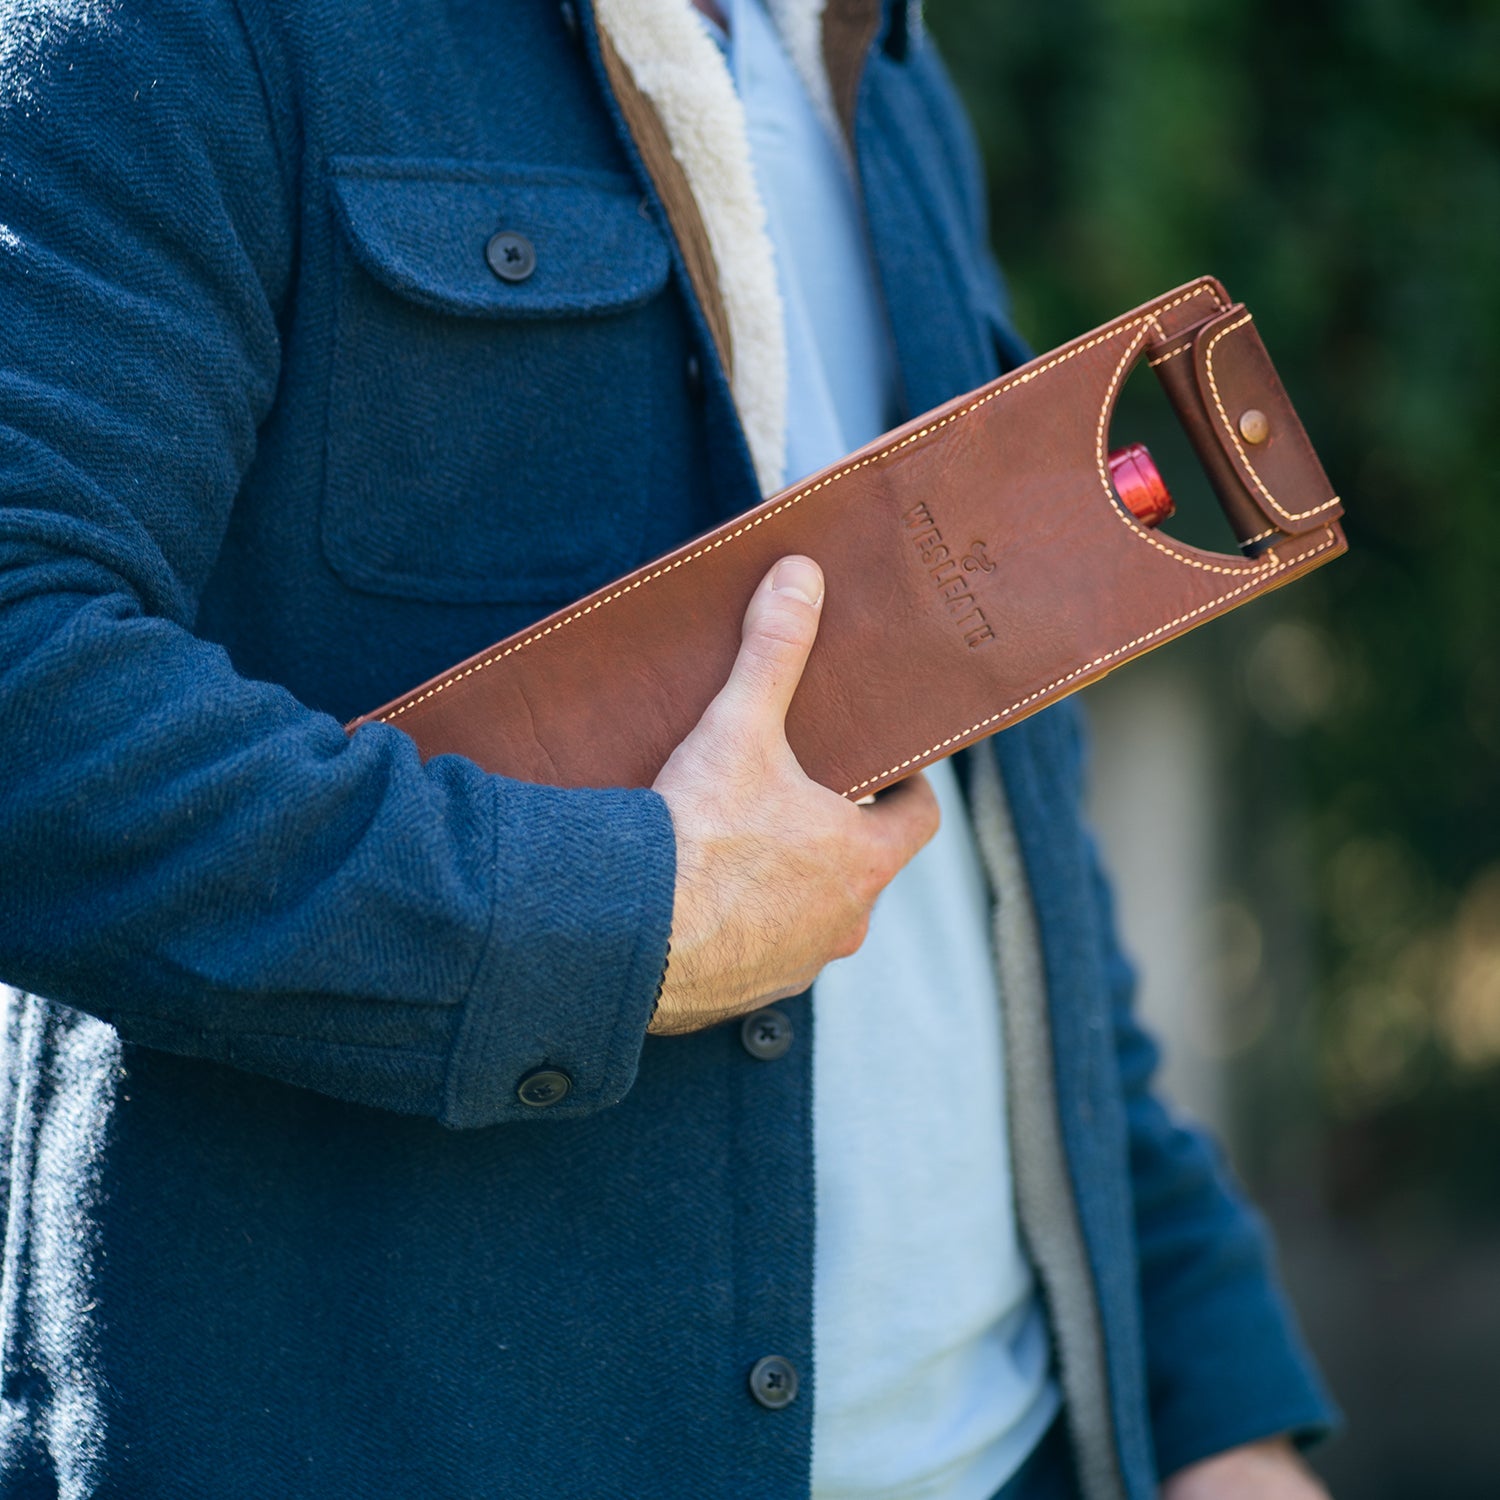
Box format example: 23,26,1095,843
1148,1257,1341,1478
439,779,675,1129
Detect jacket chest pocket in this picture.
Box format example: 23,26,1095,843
321,160,673,606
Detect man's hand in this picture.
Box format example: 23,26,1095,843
1162,1438,1330,1499
650,556,941,1035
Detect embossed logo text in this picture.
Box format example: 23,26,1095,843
904,502,996,649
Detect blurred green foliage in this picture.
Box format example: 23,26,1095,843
927,0,1500,1216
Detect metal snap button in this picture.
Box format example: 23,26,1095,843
486,231,537,283
1238,408,1270,445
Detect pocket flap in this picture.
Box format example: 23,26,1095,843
329,159,671,318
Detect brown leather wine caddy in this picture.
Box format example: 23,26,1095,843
348,277,1346,798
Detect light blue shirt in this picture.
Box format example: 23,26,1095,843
717,2,1060,1495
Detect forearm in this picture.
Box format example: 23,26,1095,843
0,0,675,1126
0,570,674,1124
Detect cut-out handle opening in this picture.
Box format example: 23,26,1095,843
1106,350,1258,559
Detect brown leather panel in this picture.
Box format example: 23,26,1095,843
349,279,1346,798
596,25,734,378
822,0,882,140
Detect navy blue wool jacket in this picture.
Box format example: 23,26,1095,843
0,1,1334,1495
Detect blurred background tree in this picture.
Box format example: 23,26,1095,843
925,1,1500,1493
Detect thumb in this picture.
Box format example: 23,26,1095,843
713,556,825,731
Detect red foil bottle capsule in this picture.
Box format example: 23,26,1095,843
1107,443,1175,528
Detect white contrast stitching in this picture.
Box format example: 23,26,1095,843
1093,322,1276,575
1241,525,1279,546
1147,342,1191,367
377,281,1229,723
842,526,1342,795
1203,313,1338,524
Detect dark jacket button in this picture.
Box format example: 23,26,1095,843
516,1067,572,1108
685,352,704,397
559,0,580,43
748,1355,799,1410
486,231,536,283
740,1008,792,1061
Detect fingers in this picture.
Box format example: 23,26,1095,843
862,771,942,871
711,557,825,731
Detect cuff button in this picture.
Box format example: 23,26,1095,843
517,1067,573,1108
740,1008,793,1061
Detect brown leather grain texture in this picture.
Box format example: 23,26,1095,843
348,278,1346,798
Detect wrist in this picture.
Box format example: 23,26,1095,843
1162,1437,1328,1500
647,941,670,1033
